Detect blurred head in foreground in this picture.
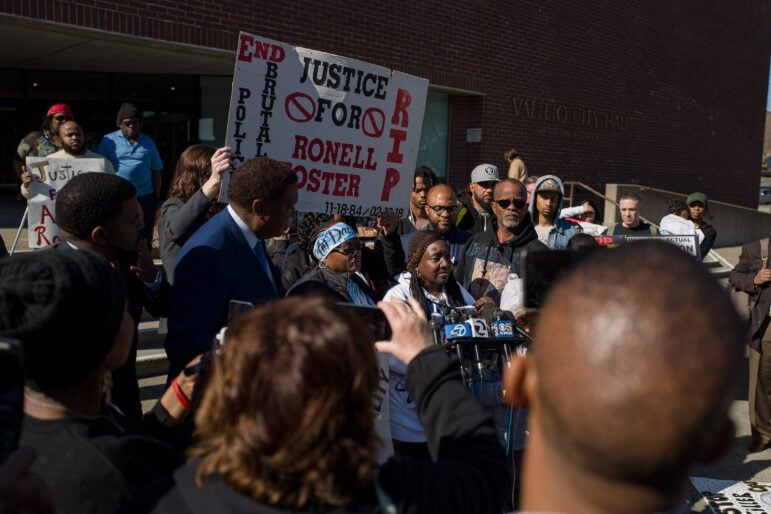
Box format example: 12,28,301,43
191,297,379,509
505,241,743,513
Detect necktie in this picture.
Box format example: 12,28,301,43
253,239,277,295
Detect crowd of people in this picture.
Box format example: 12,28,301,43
0,102,759,514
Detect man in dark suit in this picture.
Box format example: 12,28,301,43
55,173,170,420
730,238,771,452
165,157,298,378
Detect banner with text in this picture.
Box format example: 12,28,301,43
691,477,771,513
594,234,700,259
25,157,108,249
222,31,429,217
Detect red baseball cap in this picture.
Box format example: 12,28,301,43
46,103,73,117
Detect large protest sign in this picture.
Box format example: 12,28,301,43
221,32,429,217
25,157,108,249
595,234,701,259
691,477,771,513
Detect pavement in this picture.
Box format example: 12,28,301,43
692,357,771,483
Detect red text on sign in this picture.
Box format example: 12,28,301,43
237,34,285,63
294,165,361,198
381,88,412,201
291,135,377,171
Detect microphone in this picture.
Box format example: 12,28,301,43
490,309,515,339
490,308,515,365
445,310,471,388
444,310,470,340
429,312,444,346
464,311,487,380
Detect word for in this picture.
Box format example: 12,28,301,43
300,57,389,100
284,92,385,137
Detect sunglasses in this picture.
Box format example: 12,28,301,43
334,242,362,256
494,199,527,209
427,204,459,215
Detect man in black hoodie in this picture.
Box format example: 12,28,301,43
456,179,548,302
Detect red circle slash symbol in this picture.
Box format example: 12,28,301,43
285,92,316,123
361,108,385,138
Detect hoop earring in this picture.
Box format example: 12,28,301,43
319,260,328,269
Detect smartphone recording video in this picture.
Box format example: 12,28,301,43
336,303,392,341
524,250,590,308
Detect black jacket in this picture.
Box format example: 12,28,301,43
52,241,171,420
149,346,509,514
456,196,494,234
22,405,181,514
287,264,378,304
455,217,548,301
283,231,405,294
698,221,717,259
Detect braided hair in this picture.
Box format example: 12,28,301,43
405,231,466,316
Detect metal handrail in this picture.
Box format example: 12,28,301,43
562,180,734,270
562,181,658,228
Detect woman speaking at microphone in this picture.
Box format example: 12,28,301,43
382,230,475,460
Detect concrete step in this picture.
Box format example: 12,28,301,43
137,320,168,380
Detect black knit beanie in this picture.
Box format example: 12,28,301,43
0,250,127,391
116,102,141,124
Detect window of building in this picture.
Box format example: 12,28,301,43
416,91,449,179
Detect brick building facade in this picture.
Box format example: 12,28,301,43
0,0,769,206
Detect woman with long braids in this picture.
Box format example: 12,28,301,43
382,230,475,459
384,230,474,317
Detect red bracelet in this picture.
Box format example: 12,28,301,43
171,377,192,410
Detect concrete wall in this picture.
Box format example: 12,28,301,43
604,184,771,248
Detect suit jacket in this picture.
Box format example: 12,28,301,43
165,208,282,377
729,239,771,350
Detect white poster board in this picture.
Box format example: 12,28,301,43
25,157,108,249
691,477,771,513
221,31,429,218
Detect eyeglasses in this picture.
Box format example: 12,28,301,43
52,115,72,122
493,199,527,209
427,204,459,215
121,119,140,127
333,242,362,256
